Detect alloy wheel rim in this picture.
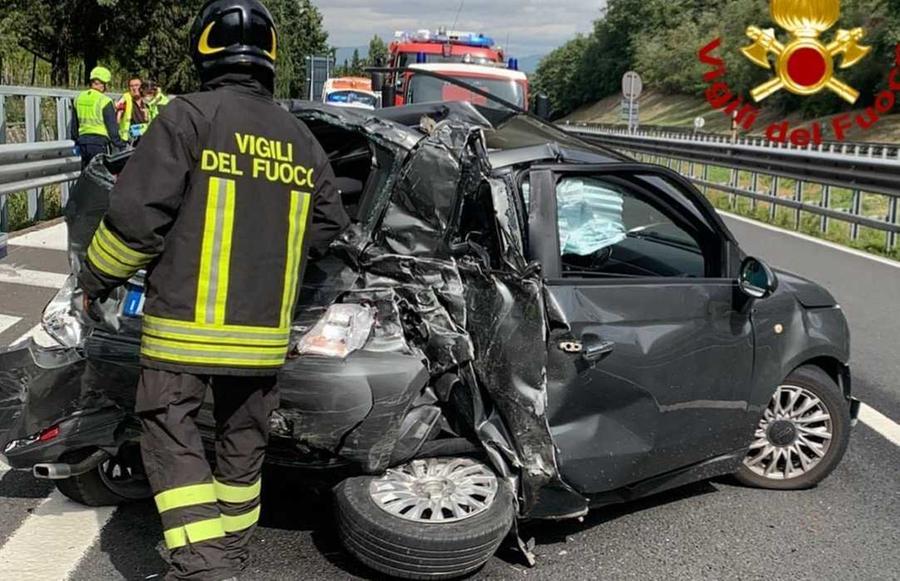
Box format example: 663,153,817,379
744,384,833,480
369,457,498,523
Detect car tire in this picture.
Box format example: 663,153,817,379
55,448,152,507
735,365,850,490
334,457,514,580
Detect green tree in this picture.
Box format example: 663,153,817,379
267,0,330,98
532,35,590,116
0,0,330,96
349,48,363,76
367,34,389,67
0,0,123,86
535,0,900,119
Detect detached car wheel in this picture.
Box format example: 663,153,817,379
56,447,152,506
736,366,850,490
335,457,514,580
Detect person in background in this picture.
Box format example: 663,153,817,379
117,76,150,143
77,1,349,578
143,80,171,122
71,66,127,168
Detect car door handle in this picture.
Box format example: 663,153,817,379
581,333,615,363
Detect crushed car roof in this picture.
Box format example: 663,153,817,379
289,100,629,166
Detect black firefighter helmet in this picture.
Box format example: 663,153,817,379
190,0,277,81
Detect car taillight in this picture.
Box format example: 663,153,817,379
38,425,61,442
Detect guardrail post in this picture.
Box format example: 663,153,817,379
820,185,831,233
56,97,73,207
25,95,44,221
0,95,6,144
0,95,5,245
750,172,759,213
769,176,779,222
793,181,803,228
729,168,738,208
702,164,709,197
887,197,898,252
850,190,862,241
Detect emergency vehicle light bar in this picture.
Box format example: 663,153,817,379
394,29,496,48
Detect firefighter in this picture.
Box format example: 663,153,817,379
71,66,126,168
77,1,350,578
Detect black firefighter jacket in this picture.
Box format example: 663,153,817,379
79,75,350,376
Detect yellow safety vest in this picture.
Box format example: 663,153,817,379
75,89,113,138
118,93,149,141
148,92,171,122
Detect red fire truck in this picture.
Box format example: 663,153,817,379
387,29,516,106
404,63,529,110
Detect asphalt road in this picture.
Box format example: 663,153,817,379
0,218,898,581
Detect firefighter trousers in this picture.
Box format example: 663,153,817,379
136,368,279,581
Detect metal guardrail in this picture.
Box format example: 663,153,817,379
565,122,900,160
0,85,90,258
0,140,81,258
565,127,900,251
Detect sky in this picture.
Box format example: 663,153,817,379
316,0,604,58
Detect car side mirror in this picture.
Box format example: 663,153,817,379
534,94,551,120
371,71,385,90
739,257,778,299
381,84,396,109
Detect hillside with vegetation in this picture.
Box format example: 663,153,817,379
533,0,900,129
565,90,900,142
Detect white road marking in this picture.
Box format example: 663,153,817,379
0,266,69,289
8,222,68,251
0,491,115,580
0,314,22,335
858,403,900,447
719,211,900,270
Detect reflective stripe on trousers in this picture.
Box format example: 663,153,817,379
137,370,278,579
154,480,262,550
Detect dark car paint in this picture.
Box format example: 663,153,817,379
0,101,852,524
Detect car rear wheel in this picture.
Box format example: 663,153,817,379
55,446,152,506
334,457,514,580
736,366,850,490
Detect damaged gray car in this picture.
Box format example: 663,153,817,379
0,97,859,579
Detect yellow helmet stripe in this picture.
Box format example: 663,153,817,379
265,28,277,60
198,22,226,55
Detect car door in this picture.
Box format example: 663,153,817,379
527,165,754,495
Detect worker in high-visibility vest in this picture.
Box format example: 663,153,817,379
71,67,126,168
77,1,349,578
116,77,150,143
142,80,171,122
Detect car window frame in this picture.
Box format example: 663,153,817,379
526,164,731,283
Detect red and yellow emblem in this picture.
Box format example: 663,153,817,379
741,0,871,103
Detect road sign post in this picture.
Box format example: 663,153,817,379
621,71,643,133
305,55,335,101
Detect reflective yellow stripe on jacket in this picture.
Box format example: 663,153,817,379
280,191,313,328
138,179,312,369
86,220,155,279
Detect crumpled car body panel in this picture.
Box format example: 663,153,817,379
0,102,581,517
